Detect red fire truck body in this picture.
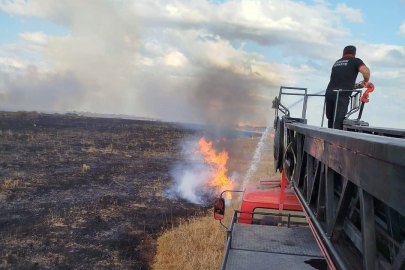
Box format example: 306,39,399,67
239,176,302,224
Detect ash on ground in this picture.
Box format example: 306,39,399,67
0,112,207,270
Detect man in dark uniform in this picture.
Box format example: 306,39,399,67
325,45,370,129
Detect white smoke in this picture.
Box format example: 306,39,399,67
168,138,237,205
170,168,214,205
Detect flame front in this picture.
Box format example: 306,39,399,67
196,137,234,199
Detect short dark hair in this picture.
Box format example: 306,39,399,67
343,45,356,56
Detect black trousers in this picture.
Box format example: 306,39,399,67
325,95,350,130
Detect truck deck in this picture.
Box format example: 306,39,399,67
222,213,327,270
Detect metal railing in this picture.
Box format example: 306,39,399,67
332,89,362,128
275,86,324,121
343,124,405,139
274,86,364,129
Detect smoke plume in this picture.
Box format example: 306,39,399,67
0,0,140,113
168,138,237,205
0,0,280,127
191,69,274,127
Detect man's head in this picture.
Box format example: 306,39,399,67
343,45,356,56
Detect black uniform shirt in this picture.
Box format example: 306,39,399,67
326,54,365,97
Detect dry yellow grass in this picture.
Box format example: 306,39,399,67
152,213,225,270
1,178,21,190
153,134,277,270
82,164,91,173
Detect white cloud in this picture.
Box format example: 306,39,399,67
164,51,188,66
360,43,405,68
399,21,405,37
0,57,31,70
155,29,285,84
133,0,350,49
335,3,364,24
0,0,44,17
372,71,400,80
0,0,362,62
144,41,163,55
19,32,50,45
312,0,328,4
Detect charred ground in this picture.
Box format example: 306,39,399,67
0,112,209,270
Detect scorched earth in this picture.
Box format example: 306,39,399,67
0,111,209,270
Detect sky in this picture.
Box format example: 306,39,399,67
0,0,404,128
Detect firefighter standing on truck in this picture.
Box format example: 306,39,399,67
325,45,370,130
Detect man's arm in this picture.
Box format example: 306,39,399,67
359,65,370,86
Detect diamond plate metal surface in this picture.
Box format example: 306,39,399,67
225,249,327,270
231,223,323,257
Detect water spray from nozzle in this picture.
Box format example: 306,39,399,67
287,90,325,109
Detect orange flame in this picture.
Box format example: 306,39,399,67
196,137,234,199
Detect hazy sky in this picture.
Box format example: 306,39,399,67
0,0,404,128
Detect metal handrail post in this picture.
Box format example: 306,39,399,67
303,93,308,119
221,210,238,270
333,90,341,129
321,99,326,127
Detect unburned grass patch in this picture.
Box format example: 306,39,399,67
1,178,22,190
153,213,226,270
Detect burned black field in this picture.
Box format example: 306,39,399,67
0,112,208,270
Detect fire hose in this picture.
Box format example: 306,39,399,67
356,82,375,120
